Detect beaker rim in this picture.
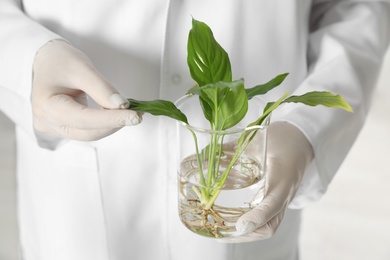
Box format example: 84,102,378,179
175,94,271,134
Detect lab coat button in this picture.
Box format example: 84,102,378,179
171,74,181,85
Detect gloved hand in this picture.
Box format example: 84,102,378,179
32,40,142,141
223,121,314,243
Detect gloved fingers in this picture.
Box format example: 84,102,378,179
33,40,129,110
218,122,313,243
48,94,141,128
64,60,128,109
250,209,285,239
31,40,141,141
219,211,285,243
33,94,142,140
235,192,286,234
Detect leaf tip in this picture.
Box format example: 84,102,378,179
336,94,353,112
344,103,354,112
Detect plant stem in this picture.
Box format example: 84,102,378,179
203,130,254,210
189,129,209,202
206,133,219,189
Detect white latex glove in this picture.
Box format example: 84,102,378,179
224,121,314,243
32,40,142,141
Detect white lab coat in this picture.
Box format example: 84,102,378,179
1,0,389,259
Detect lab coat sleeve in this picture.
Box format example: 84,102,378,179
0,0,62,142
275,1,390,208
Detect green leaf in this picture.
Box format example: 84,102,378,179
282,91,353,112
198,84,229,124
218,80,248,130
128,99,188,124
199,79,248,130
250,91,290,128
187,18,232,87
245,73,289,100
237,91,290,149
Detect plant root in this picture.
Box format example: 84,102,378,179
179,199,250,238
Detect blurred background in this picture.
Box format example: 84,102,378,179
1,50,389,259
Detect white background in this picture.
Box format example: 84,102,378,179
1,50,389,260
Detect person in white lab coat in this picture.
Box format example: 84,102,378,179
1,1,389,259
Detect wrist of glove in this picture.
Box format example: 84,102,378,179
32,40,142,142
222,121,314,243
